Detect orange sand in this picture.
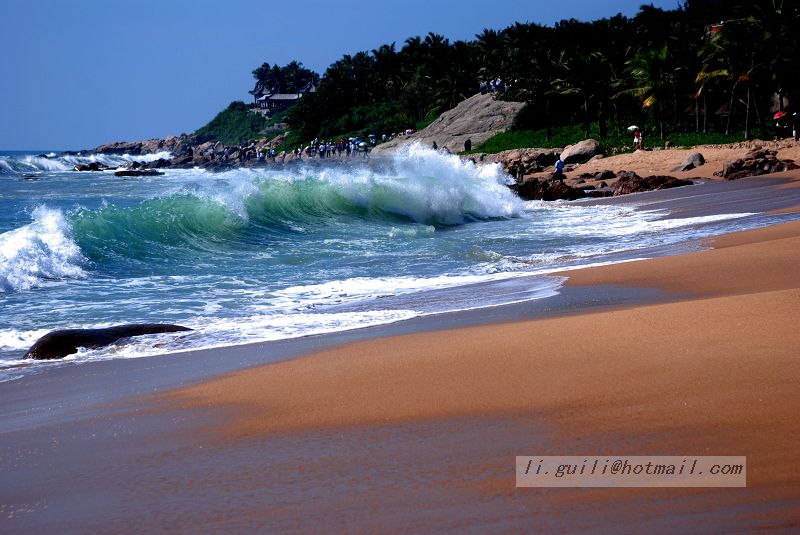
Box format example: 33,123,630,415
159,164,800,529
166,222,800,498
565,142,800,182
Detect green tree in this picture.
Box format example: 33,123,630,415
623,45,684,140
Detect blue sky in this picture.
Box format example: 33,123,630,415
0,0,678,150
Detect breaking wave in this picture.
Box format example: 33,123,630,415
0,151,172,174
0,207,86,293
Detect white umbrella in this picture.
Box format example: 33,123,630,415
627,125,639,131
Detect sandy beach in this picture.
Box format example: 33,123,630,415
163,150,800,532
3,146,800,533
158,222,800,531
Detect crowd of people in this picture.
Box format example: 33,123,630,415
292,137,373,160
196,128,417,167
479,77,507,94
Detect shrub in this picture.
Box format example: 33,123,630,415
195,101,268,145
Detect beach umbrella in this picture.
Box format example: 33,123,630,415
627,125,639,131
774,111,787,119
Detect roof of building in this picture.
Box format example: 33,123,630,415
251,80,317,97
257,93,301,101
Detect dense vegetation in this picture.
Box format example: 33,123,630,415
251,61,320,94
195,101,268,146
231,0,799,151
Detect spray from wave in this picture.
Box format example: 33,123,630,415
223,143,521,226
62,145,522,256
0,207,86,292
0,151,172,174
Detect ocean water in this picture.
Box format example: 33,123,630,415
0,144,781,381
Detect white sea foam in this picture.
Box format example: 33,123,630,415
0,151,173,174
212,143,523,225
0,207,86,293
267,272,530,312
523,201,755,239
0,328,51,351
10,276,565,365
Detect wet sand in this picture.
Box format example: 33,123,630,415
3,158,800,532
160,213,799,529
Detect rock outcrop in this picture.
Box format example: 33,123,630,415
479,148,560,178
93,134,202,156
560,139,603,164
575,169,617,182
671,152,705,172
372,93,525,155
511,178,589,201
613,171,694,196
114,169,164,177
74,162,110,172
713,148,798,180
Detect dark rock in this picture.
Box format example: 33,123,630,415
535,152,559,167
24,324,192,360
671,152,705,172
718,150,798,180
613,172,694,196
725,170,760,180
596,170,616,181
169,155,195,168
74,162,109,172
511,178,588,201
586,190,613,198
201,160,235,173
147,158,171,169
114,169,164,177
92,141,144,155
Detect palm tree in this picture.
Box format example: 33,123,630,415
371,43,401,99
554,50,614,139
474,28,503,81
434,40,476,112
623,45,684,140
696,17,765,137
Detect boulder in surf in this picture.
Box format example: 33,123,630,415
24,324,192,360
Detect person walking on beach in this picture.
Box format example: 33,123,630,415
633,128,643,150
432,141,438,151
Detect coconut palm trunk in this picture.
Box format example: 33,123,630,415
745,85,751,139
725,81,738,136
584,97,590,139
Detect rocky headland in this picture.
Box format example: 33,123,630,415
76,88,799,202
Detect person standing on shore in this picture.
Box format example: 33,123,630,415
633,128,643,150
554,155,565,182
